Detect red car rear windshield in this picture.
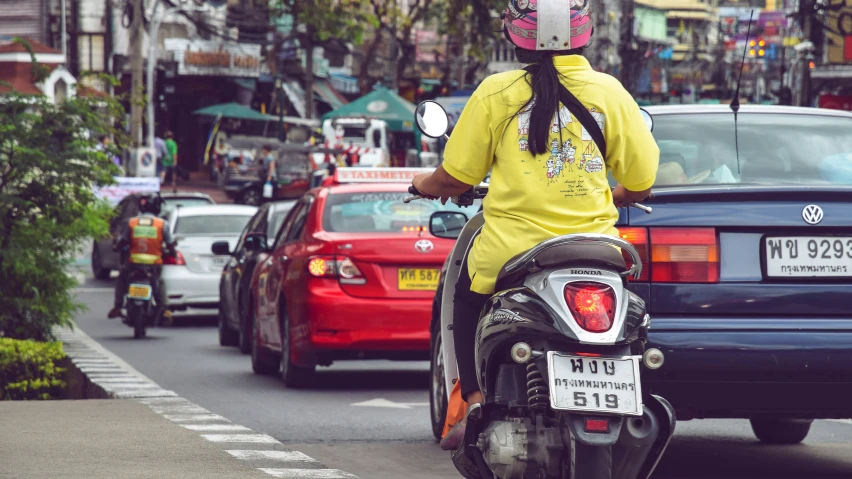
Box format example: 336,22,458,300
323,191,479,233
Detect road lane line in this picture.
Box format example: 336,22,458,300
259,469,358,478
151,405,210,414
226,450,319,463
182,424,253,432
201,434,279,444
163,414,231,423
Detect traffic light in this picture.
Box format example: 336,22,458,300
758,40,765,47
749,40,756,56
758,49,765,57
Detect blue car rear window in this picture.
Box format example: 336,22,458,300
649,113,852,186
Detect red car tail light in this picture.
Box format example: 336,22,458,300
617,227,649,281
307,256,364,282
564,282,616,333
650,228,719,283
163,251,186,266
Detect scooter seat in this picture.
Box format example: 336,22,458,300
495,242,627,291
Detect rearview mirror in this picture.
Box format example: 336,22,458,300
429,211,468,240
415,101,450,138
211,241,231,256
639,108,653,132
244,232,268,252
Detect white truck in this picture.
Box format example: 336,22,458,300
321,117,391,167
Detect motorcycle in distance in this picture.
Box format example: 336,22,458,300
113,242,173,339
408,101,674,479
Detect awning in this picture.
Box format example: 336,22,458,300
330,73,360,95
193,102,270,121
322,87,416,132
281,81,307,118
313,79,348,110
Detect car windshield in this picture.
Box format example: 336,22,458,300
161,198,213,215
175,214,253,235
650,113,852,187
323,192,480,233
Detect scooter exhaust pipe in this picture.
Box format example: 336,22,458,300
612,409,660,479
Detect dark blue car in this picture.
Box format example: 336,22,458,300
428,105,852,445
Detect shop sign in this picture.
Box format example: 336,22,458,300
164,39,262,77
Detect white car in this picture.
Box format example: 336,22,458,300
162,204,257,312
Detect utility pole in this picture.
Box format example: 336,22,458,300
798,0,813,107
129,0,144,147
304,30,314,120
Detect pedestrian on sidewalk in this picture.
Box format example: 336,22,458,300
155,135,168,179
162,131,178,188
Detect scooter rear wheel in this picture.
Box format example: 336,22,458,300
129,309,146,339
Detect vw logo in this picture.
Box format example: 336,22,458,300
802,205,824,225
414,239,434,253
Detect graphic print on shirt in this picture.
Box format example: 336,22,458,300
562,139,576,172
551,106,573,133
518,103,532,151
580,108,606,141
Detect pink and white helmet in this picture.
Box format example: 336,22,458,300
503,0,593,51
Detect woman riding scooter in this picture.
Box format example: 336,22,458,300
410,0,660,468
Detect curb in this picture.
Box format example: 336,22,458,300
57,325,360,479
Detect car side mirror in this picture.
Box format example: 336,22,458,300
429,211,468,240
211,241,231,256
244,233,268,252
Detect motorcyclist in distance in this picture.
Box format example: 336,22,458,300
410,0,660,459
107,193,176,325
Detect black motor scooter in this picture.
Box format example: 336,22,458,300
408,101,674,479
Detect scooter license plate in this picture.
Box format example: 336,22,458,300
127,284,152,300
547,352,643,416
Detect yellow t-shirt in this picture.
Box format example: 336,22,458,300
442,55,659,294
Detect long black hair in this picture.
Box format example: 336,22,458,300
516,48,583,156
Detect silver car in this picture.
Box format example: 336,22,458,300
162,204,257,311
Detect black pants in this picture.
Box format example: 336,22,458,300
453,257,491,401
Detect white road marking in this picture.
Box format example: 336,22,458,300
138,397,193,405
163,414,231,423
181,424,252,432
201,434,279,444
827,419,852,425
259,469,358,478
90,377,153,383
151,405,210,414
113,389,178,398
72,288,115,293
226,450,319,463
350,398,429,409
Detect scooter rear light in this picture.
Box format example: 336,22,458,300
564,282,616,333
163,251,186,266
584,419,610,433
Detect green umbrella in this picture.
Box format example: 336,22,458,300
321,87,416,132
193,102,270,121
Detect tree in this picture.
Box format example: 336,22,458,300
437,0,502,89
271,0,377,117
0,39,123,341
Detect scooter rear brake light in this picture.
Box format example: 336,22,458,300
564,282,616,333
163,251,186,266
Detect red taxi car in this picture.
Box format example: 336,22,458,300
247,168,477,387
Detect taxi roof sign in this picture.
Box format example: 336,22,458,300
334,167,433,184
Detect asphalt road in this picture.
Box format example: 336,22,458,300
71,270,852,479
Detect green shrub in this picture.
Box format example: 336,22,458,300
0,338,67,400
